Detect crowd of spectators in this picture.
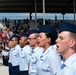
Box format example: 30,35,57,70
0,17,30,66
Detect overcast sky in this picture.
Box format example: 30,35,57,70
0,13,75,20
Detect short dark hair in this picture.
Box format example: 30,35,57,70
69,32,76,40
45,33,56,45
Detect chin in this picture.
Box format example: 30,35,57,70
56,48,59,52
57,50,61,53
20,45,23,48
38,45,41,47
38,45,43,47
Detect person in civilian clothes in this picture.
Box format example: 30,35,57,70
56,22,76,75
0,38,4,64
28,30,44,75
10,34,20,75
19,32,32,75
37,25,61,75
0,38,3,53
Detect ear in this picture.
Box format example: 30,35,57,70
47,37,51,43
70,39,76,47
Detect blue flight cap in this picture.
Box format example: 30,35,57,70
28,30,39,36
58,22,76,33
39,25,57,39
12,34,20,39
20,32,28,37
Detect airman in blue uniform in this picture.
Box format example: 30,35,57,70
9,34,20,75
19,32,32,75
28,30,44,75
37,25,61,75
56,22,76,75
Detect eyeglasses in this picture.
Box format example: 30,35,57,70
28,38,36,40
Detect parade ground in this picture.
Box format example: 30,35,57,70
0,57,9,75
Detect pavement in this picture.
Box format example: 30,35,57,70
0,57,9,75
